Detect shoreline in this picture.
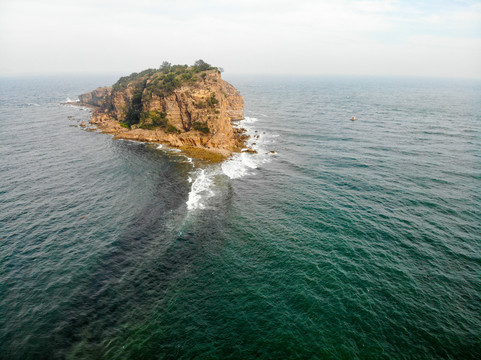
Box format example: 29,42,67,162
64,102,249,163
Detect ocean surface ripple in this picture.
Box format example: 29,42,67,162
0,75,480,359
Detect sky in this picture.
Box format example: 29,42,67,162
0,0,480,78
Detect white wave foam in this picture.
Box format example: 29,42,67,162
186,115,278,210
242,116,258,123
221,116,276,179
122,139,145,144
221,153,259,179
157,144,163,149
186,169,215,210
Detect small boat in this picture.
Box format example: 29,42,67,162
351,116,357,121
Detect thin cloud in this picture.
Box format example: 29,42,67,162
0,0,480,77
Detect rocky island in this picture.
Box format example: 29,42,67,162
77,60,246,160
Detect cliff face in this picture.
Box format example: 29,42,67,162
78,67,245,156
78,87,111,107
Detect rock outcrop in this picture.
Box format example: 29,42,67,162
78,64,245,158
78,87,112,108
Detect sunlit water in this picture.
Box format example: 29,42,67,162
1,75,480,359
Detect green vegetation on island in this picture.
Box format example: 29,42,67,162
113,60,221,130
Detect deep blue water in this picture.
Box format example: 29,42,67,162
1,74,480,359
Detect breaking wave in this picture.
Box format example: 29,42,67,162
186,116,277,210
221,116,276,179
186,169,215,210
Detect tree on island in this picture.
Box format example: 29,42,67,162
160,61,172,72
193,59,212,72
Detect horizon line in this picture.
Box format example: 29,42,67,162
1,71,480,81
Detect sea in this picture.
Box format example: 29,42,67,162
0,74,480,359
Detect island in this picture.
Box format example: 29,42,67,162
77,60,247,160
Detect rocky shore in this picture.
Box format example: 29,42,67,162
75,63,248,160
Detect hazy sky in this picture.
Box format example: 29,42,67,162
1,0,480,77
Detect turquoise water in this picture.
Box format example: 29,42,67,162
0,75,480,359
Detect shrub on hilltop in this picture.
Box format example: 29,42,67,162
112,60,221,132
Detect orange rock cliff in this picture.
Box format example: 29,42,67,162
78,63,246,158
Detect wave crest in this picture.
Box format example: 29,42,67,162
186,116,277,210
186,169,215,210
